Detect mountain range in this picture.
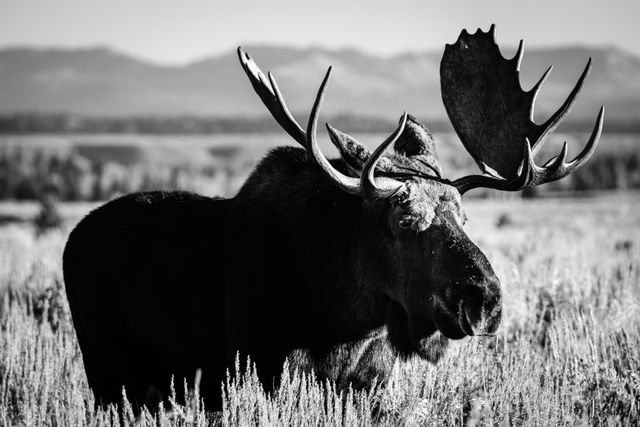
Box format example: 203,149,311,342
1,43,639,122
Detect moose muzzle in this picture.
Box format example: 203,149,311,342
405,223,503,344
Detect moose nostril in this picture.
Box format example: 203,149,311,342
469,295,502,335
458,282,502,336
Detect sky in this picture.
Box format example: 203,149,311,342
1,0,639,64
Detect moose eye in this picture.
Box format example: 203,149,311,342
398,217,413,229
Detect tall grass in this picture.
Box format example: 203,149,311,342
0,193,639,425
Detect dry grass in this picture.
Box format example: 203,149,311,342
0,193,639,425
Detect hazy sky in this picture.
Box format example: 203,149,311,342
1,0,638,64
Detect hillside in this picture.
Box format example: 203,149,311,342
1,43,639,121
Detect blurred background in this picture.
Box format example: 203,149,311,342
0,0,639,226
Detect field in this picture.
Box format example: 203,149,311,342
1,191,639,425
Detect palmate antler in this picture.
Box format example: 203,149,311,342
238,47,405,198
441,25,604,194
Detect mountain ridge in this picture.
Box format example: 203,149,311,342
1,44,638,121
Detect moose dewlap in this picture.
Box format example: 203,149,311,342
63,25,603,410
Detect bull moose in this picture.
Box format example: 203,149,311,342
63,25,603,410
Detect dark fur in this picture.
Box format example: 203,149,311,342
64,146,500,410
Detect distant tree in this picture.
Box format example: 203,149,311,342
34,193,63,234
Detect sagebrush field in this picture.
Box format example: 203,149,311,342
1,192,638,426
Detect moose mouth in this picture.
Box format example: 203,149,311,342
429,298,481,340
387,298,486,362
386,299,450,362
456,301,475,336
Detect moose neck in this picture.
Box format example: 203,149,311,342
231,147,389,343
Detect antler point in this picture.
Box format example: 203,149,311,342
596,106,605,127
237,46,249,62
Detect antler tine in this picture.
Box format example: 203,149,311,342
566,106,604,168
237,47,307,147
452,140,533,194
532,58,592,153
528,66,553,100
537,106,604,182
542,141,568,169
267,71,307,147
306,67,361,195
512,40,524,68
453,107,604,194
360,113,407,198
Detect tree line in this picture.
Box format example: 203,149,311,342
0,146,638,203
0,149,249,201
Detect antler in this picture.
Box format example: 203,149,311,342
306,68,407,198
238,47,406,199
237,47,308,148
441,25,604,194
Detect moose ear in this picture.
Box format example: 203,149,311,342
393,114,443,177
326,117,442,177
326,124,371,173
393,114,434,156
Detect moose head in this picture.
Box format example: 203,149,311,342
237,25,603,359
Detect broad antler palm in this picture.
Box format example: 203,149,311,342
441,25,604,194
